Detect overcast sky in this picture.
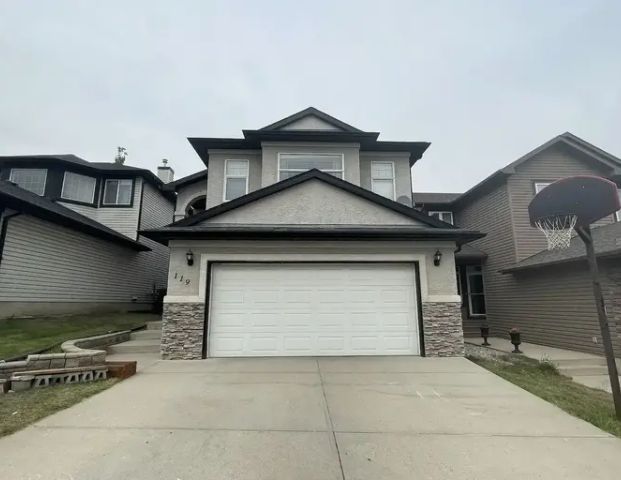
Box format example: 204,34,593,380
1,0,620,192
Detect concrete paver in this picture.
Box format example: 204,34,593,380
2,355,621,480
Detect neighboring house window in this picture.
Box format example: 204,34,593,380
616,189,621,222
61,171,96,203
223,159,249,201
103,179,133,205
429,211,454,225
9,168,47,195
466,265,486,316
534,182,552,194
278,153,344,180
185,195,206,217
370,161,395,200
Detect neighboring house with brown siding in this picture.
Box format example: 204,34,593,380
415,132,621,354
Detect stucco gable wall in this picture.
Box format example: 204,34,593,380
200,179,423,226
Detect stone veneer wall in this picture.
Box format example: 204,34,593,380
161,303,205,359
421,302,465,357
161,301,465,359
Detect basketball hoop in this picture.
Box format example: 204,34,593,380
528,175,621,419
534,214,577,250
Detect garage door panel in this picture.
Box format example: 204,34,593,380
208,263,419,357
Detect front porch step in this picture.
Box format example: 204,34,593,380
130,330,161,341
107,339,160,355
147,321,162,330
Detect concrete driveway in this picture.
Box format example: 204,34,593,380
2,356,621,479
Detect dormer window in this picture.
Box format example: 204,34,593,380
9,168,47,195
61,171,96,204
224,159,249,201
103,179,133,206
278,153,343,180
429,211,454,225
370,161,395,200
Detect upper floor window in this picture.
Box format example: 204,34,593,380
9,168,47,195
102,179,133,206
224,159,249,201
370,161,395,200
429,211,454,225
278,153,343,180
534,182,552,194
61,171,96,204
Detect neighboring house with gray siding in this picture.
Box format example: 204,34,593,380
142,107,484,360
0,154,175,318
415,132,621,355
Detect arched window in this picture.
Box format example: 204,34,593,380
185,195,206,217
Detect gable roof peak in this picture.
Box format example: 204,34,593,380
259,107,363,133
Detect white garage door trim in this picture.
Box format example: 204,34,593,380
205,262,422,357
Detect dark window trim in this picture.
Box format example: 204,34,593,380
0,209,21,267
201,260,425,359
100,177,136,208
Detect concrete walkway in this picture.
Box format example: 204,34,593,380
466,336,621,393
2,356,621,479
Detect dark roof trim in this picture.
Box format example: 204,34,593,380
501,248,621,273
0,154,175,201
163,169,208,191
169,169,453,229
0,181,149,251
451,133,621,208
259,107,363,133
141,224,485,246
188,137,430,167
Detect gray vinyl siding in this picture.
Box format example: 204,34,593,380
507,144,616,262
58,177,143,240
137,182,175,291
0,214,167,306
454,182,516,337
494,262,621,356
457,143,621,353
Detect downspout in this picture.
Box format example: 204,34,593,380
0,208,21,267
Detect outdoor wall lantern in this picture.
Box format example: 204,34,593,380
433,250,442,266
186,250,194,266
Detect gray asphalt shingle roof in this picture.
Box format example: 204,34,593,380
0,180,149,251
502,221,621,272
412,192,462,205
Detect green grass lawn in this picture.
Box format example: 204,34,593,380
0,311,160,360
469,354,621,438
0,379,118,437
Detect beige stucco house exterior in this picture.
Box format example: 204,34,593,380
143,108,483,359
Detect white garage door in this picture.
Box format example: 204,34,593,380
207,263,420,357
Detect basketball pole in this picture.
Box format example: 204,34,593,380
576,225,621,419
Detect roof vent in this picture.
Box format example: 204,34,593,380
157,158,175,183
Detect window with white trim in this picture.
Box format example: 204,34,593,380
370,161,395,199
534,182,553,194
466,265,486,316
61,171,96,203
224,159,249,201
278,153,343,180
616,189,621,222
429,211,454,225
9,168,47,195
102,179,133,205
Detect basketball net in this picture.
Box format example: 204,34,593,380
534,214,577,250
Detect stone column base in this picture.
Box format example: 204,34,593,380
161,303,205,360
421,302,465,357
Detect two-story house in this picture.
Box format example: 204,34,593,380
415,133,621,355
142,107,484,359
0,154,175,318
